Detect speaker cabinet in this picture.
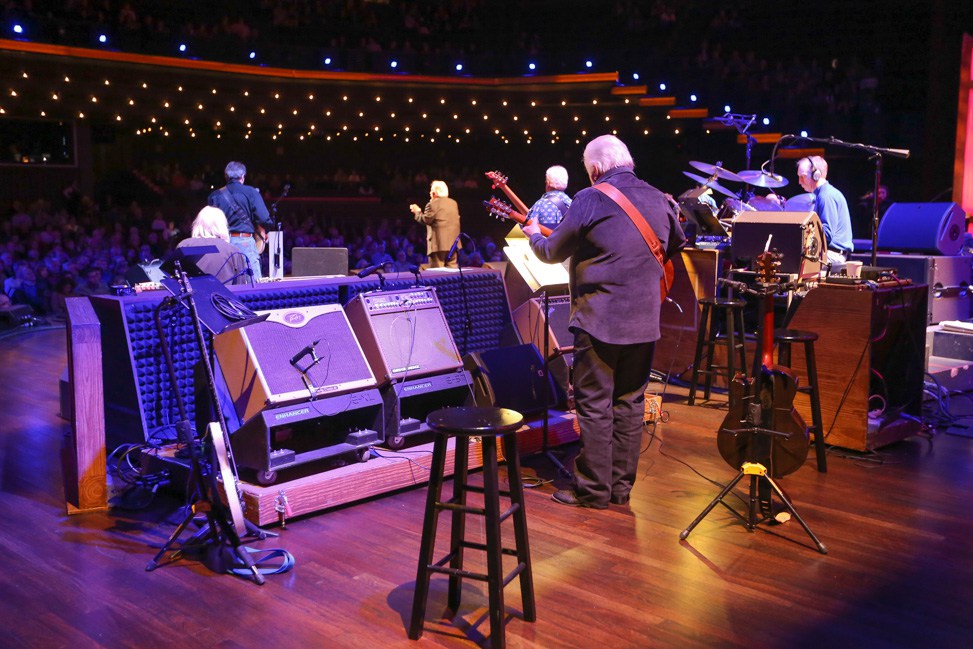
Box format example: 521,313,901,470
850,252,972,324
291,247,350,277
877,202,966,256
463,344,555,416
731,211,825,279
344,287,463,385
214,304,376,422
512,296,573,408
231,389,383,482
512,295,573,359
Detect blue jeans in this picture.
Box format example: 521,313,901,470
230,235,262,281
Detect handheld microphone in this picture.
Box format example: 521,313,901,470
289,339,319,366
357,262,389,278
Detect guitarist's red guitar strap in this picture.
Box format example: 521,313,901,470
592,183,672,296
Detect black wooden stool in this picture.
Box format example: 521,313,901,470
774,328,828,473
409,406,535,649
688,297,749,405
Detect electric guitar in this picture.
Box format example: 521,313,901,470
485,170,531,215
484,196,675,302
208,421,247,537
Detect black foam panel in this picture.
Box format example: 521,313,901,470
93,270,510,445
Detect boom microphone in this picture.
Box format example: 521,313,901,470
357,262,389,278
289,339,319,366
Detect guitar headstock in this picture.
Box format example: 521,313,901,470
485,170,508,189
484,196,513,222
755,250,782,285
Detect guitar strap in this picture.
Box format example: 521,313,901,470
219,186,254,231
592,182,671,294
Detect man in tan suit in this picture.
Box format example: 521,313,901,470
410,180,461,268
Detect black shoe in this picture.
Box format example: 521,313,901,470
551,489,608,510
610,493,630,505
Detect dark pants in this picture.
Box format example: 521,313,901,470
571,329,656,506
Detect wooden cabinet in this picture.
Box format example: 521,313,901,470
786,282,927,451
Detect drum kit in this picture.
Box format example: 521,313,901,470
678,160,815,237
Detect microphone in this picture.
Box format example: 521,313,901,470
881,147,910,159
282,183,292,195
408,265,421,274
289,339,319,366
357,262,389,278
446,234,463,262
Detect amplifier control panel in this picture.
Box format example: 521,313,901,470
357,287,439,312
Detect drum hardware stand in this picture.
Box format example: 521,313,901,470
145,262,274,584
715,113,758,202
678,427,827,554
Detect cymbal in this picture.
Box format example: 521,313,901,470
737,169,789,189
683,171,739,199
688,160,746,183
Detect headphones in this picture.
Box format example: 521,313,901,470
806,156,822,182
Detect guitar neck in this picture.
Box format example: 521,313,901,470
498,185,531,216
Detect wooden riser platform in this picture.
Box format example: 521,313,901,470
239,410,583,527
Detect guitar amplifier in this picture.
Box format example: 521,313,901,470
731,211,825,279
344,287,463,384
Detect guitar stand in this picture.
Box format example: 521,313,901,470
680,456,828,554
144,264,273,585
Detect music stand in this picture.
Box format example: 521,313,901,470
503,235,572,477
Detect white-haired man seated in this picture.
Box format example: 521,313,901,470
527,165,572,228
176,206,250,285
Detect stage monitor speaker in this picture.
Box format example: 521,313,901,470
344,287,463,384
512,294,573,359
731,211,825,279
214,303,376,422
463,343,555,416
877,202,966,256
292,247,350,277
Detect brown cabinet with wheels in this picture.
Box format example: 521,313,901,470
786,282,927,451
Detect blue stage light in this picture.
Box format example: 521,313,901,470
13,24,23,34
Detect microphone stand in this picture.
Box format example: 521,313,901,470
268,185,289,280
770,134,908,267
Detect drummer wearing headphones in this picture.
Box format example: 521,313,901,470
797,155,854,265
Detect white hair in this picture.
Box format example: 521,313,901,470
798,155,828,180
430,180,449,197
192,206,231,241
545,165,569,191
583,134,635,180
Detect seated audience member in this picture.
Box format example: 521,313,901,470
73,266,111,297
49,274,76,321
176,206,249,285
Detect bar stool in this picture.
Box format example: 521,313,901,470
409,406,535,649
688,297,749,405
774,328,828,473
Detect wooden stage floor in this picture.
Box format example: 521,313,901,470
2,326,972,648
